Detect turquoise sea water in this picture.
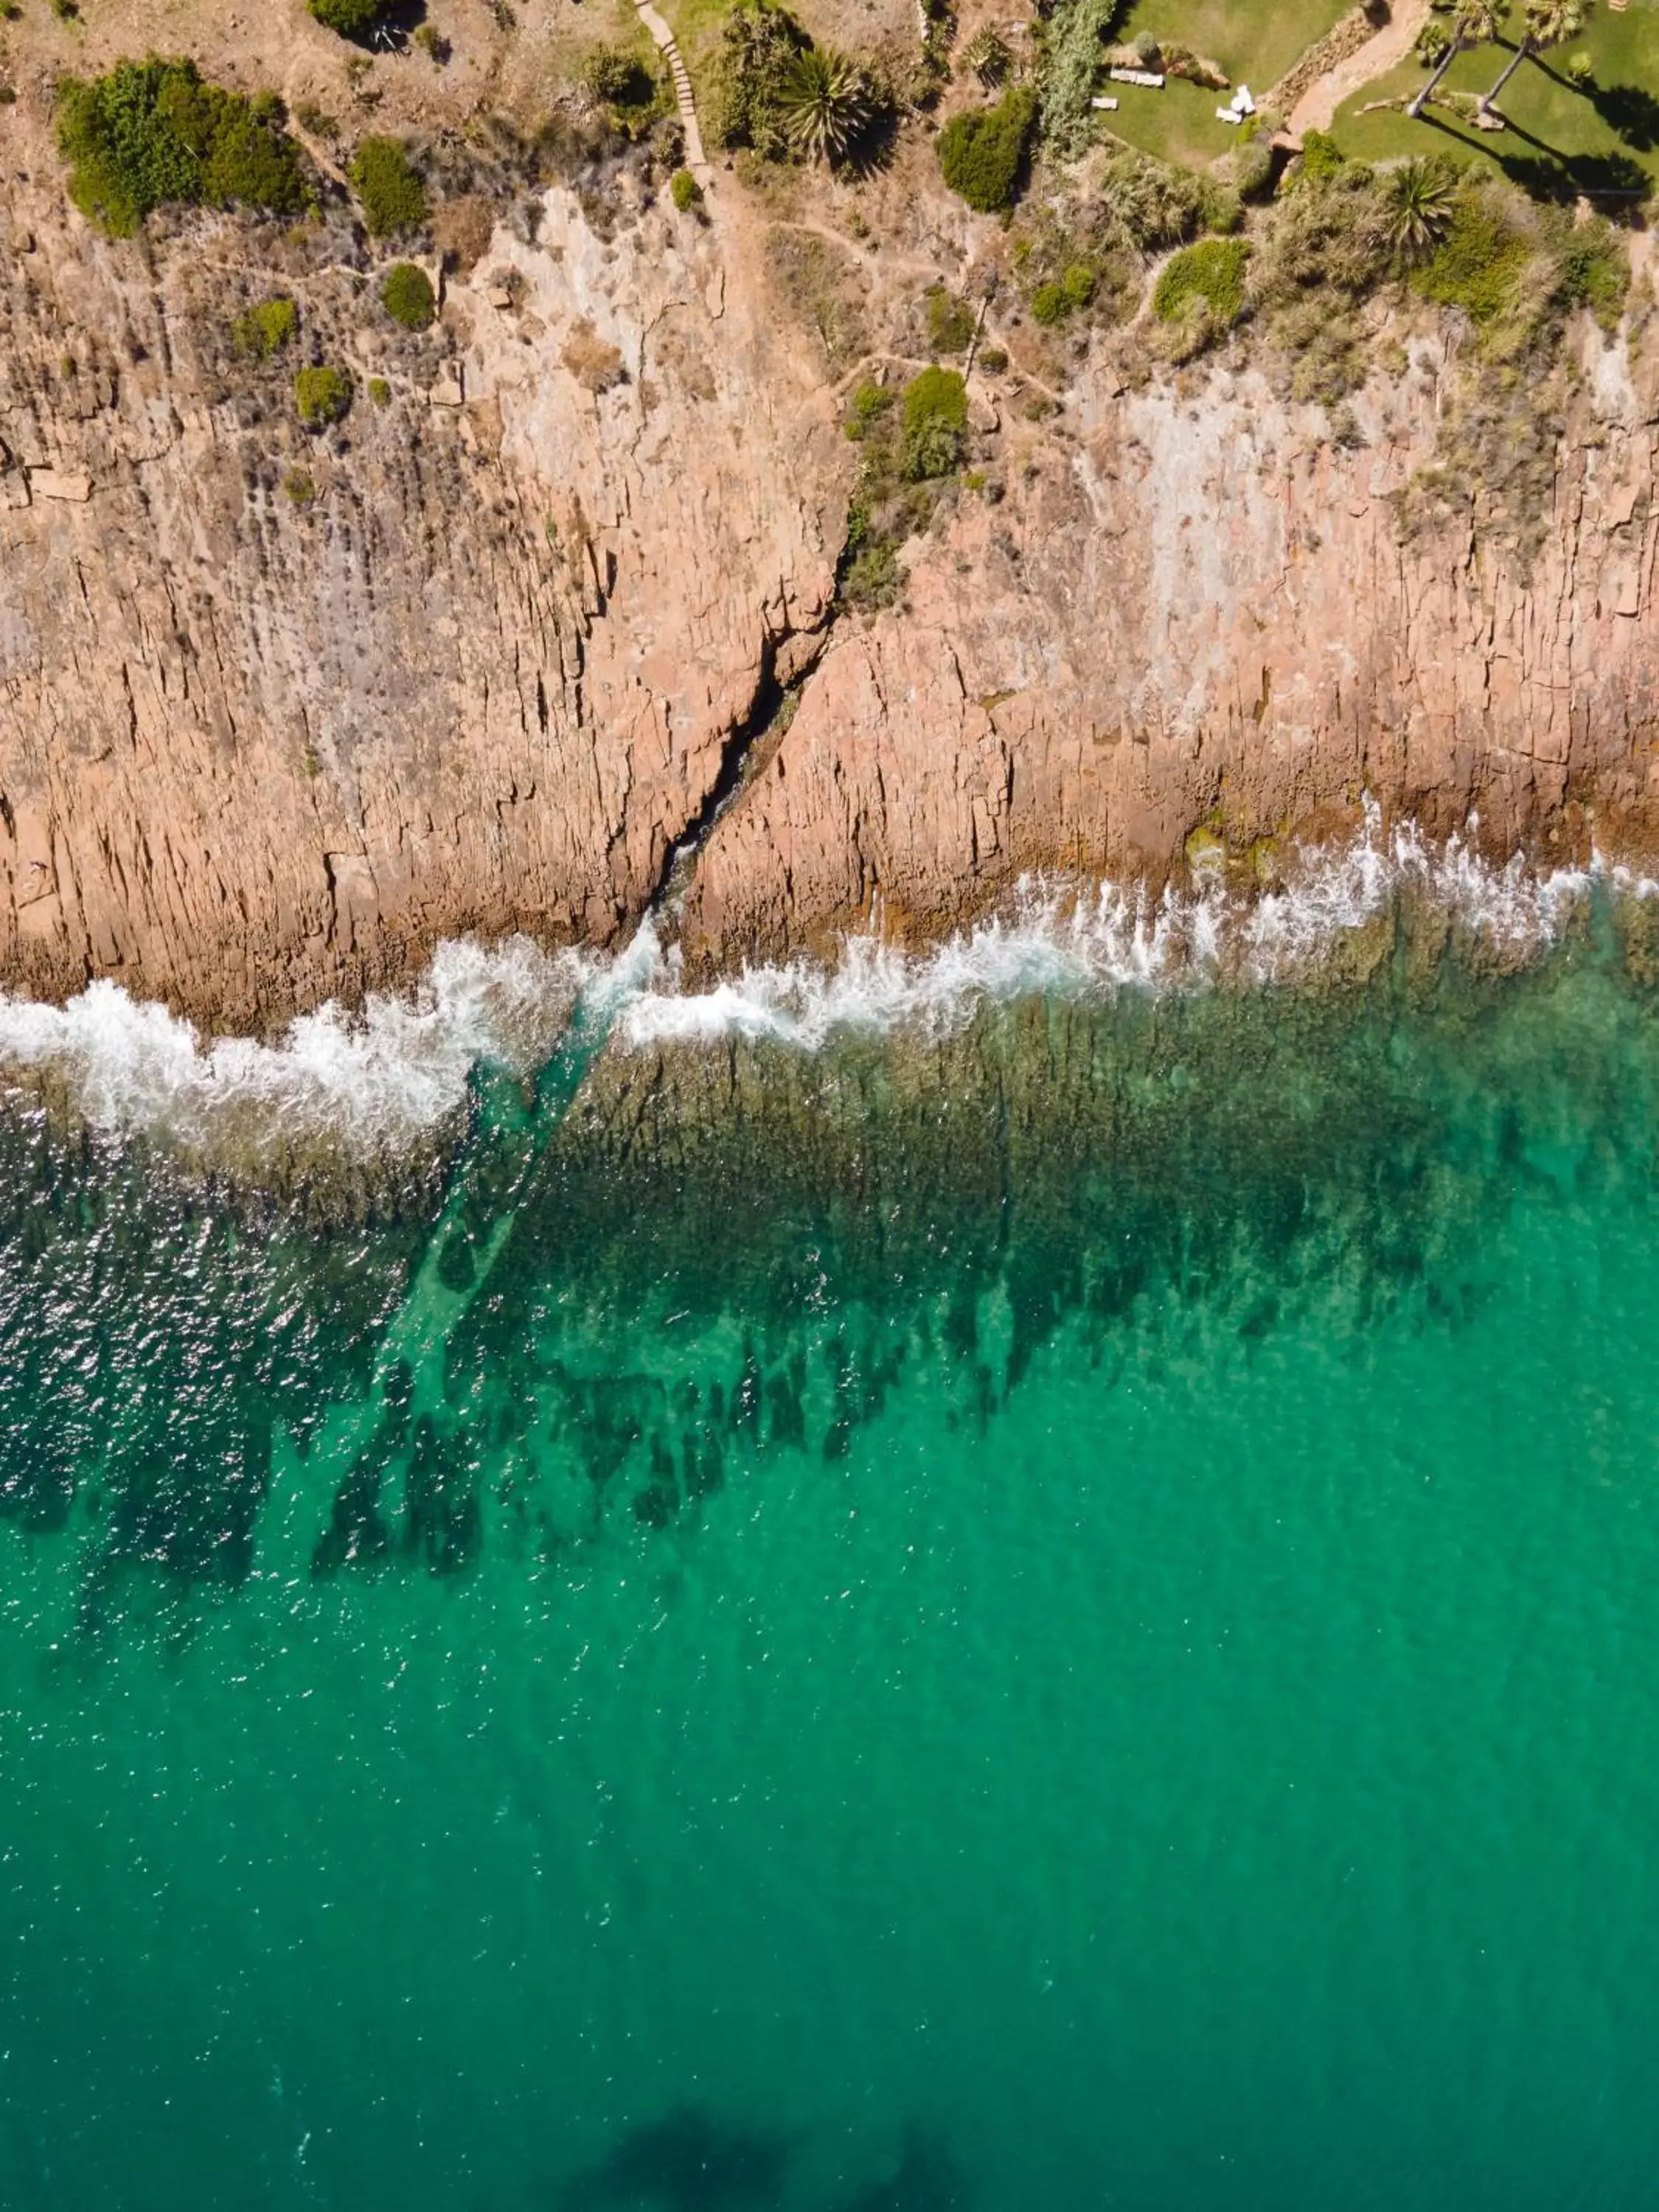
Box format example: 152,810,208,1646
4,898,1659,2211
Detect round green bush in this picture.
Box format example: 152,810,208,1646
56,58,304,237
309,0,386,35
295,364,354,428
232,296,298,359
1031,281,1068,327
380,262,435,330
670,168,702,212
937,86,1036,214
350,136,427,237
899,365,967,481
1153,237,1251,325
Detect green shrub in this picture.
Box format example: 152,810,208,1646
295,364,353,428
937,84,1036,214
1549,215,1627,330
232,296,299,358
978,343,1009,372
580,43,655,108
1153,236,1250,324
308,0,386,34
369,375,392,408
841,535,902,610
414,24,451,64
1298,129,1345,185
900,364,967,480
380,261,435,329
1411,192,1528,324
350,136,427,237
1032,263,1096,325
1094,149,1221,251
670,167,701,212
713,0,810,159
925,286,976,354
1230,135,1276,204
1040,0,1119,159
845,380,894,439
283,467,317,504
1565,50,1593,88
56,58,305,237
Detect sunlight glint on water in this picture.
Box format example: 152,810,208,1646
4,855,1659,2211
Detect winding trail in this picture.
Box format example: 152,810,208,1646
1286,0,1433,139
633,1,713,183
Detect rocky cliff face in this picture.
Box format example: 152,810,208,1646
0,155,840,1027
1,124,1656,1026
684,329,1659,965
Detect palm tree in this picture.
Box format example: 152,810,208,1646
961,27,1012,87
1383,158,1458,261
1479,0,1591,116
775,47,874,163
1408,1,1506,120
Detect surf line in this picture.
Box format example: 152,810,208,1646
291,922,663,1498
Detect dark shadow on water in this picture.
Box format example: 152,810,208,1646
832,2128,971,2211
559,2107,793,2211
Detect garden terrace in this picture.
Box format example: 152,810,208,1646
1332,0,1659,200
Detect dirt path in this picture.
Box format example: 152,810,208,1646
634,1,712,182
1285,0,1433,139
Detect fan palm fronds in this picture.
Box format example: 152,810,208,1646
776,46,874,163
1384,158,1458,262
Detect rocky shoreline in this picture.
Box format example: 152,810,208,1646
1,55,1657,1032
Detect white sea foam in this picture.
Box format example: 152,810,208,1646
0,809,1646,1154
619,805,1633,1054
0,933,638,1155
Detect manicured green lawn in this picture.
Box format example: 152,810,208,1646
1102,0,1352,166
1331,0,1659,194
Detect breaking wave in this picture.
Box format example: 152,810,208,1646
619,807,1637,1052
0,807,1647,1155
0,936,616,1156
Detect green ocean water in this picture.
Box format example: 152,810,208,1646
4,904,1659,2211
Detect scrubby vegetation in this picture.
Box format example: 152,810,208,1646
938,85,1037,213
295,364,353,428
838,367,976,611
577,41,666,139
776,47,877,164
380,262,436,330
926,286,977,355
232,296,299,359
1154,235,1250,323
580,44,656,110
351,136,428,237
900,366,968,481
1037,0,1123,161
713,1,890,167
56,59,305,237
670,168,702,212
308,0,388,35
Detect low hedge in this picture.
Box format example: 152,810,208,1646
57,58,305,237
380,262,436,330
937,85,1036,214
1153,237,1250,324
295,364,354,428
350,136,427,237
